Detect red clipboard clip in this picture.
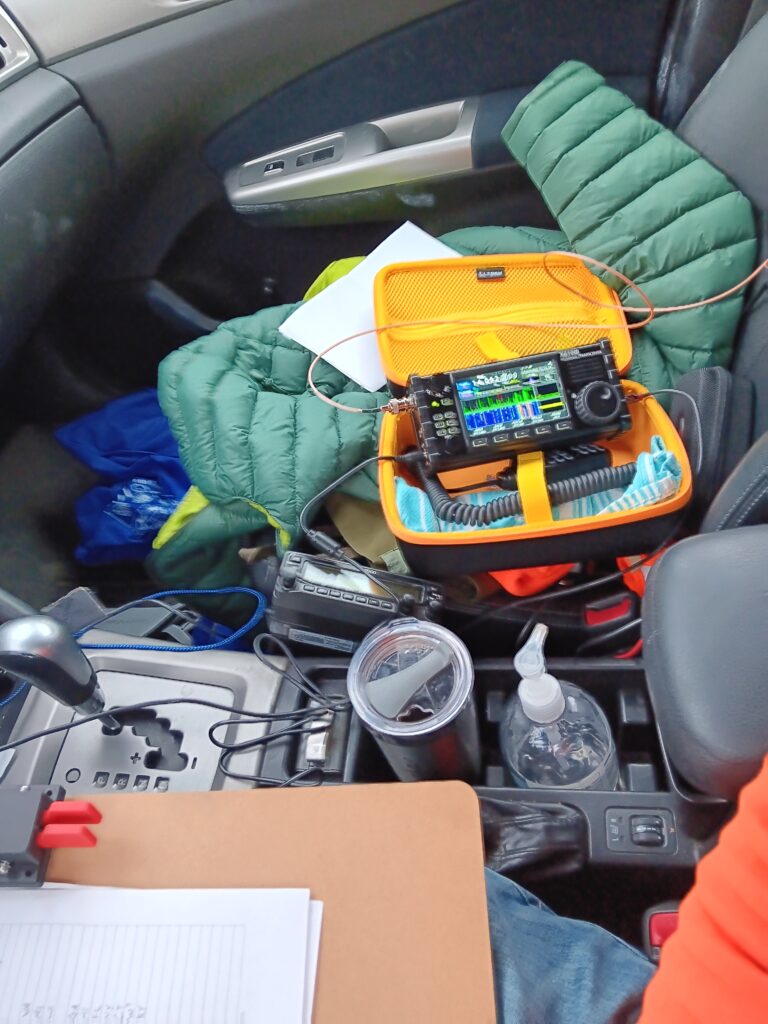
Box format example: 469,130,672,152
0,787,102,887
37,801,102,849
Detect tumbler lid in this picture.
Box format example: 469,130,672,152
347,618,474,736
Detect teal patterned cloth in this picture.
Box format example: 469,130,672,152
395,437,681,534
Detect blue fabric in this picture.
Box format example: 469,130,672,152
56,390,190,565
395,438,681,533
485,869,653,1024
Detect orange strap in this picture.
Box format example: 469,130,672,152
491,564,574,597
516,451,553,523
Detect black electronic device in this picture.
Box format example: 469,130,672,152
267,552,443,653
408,340,631,473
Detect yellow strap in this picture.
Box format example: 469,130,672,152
516,451,553,524
475,331,518,362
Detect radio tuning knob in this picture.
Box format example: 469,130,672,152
445,434,464,454
573,381,622,426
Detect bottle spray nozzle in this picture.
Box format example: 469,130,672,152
514,623,565,724
514,623,549,680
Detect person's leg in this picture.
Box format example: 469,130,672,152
486,869,654,1024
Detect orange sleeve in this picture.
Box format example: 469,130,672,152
639,755,768,1023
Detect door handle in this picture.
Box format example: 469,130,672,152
225,97,480,213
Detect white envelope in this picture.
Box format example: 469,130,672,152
279,221,459,392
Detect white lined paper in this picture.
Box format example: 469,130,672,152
0,887,321,1024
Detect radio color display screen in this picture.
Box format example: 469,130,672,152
455,359,569,436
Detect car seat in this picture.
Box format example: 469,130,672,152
676,6,768,429
642,9,768,803
653,5,768,526
653,0,763,129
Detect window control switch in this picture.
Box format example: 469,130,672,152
630,815,666,847
605,808,677,855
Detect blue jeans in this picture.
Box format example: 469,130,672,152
486,869,654,1024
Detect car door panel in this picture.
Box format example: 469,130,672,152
44,0,671,281
0,69,110,368
208,0,668,177
186,0,670,317
0,0,674,392
7,0,230,62
44,0,469,279
221,72,654,229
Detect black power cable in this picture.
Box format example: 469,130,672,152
212,635,350,785
457,520,681,642
2,393,700,762
292,443,684,652
575,617,642,656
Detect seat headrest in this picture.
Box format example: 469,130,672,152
678,12,768,211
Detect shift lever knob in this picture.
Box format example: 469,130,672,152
0,615,111,719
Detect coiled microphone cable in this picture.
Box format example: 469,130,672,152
415,460,637,527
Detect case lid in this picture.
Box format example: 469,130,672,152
374,253,633,388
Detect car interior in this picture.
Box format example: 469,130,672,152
1,0,768,972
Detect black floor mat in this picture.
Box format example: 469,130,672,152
0,425,151,610
529,865,692,947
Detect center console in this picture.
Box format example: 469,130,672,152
258,655,731,872
0,615,736,881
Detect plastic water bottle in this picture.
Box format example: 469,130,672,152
500,624,619,790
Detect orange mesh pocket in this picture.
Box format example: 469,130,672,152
374,254,632,388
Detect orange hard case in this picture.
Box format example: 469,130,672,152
373,254,691,575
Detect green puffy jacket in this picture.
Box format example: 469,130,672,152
150,62,755,615
149,227,559,617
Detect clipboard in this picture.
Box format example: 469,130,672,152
49,781,496,1023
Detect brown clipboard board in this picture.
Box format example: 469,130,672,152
50,781,496,1023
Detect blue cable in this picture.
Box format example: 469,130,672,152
75,587,266,652
0,681,28,709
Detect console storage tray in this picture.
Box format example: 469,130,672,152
261,658,730,871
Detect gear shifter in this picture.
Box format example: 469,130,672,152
0,616,122,733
